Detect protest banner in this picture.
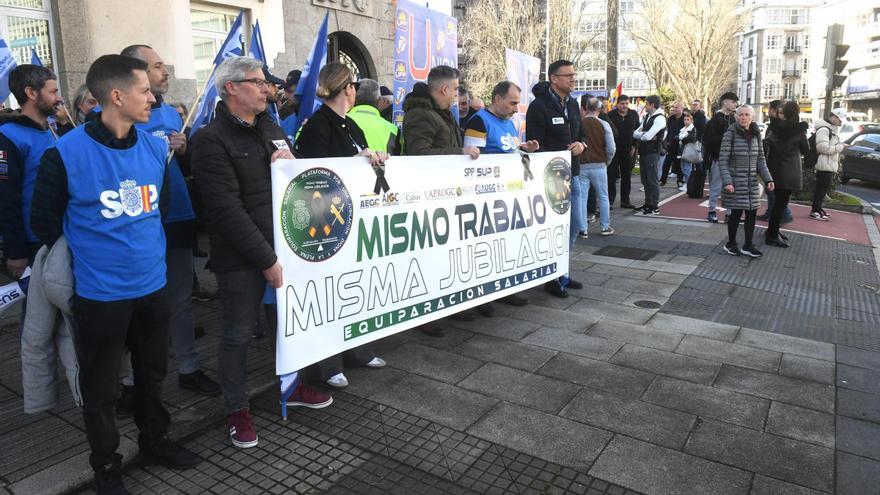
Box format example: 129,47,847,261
504,48,541,142
271,152,573,375
391,0,458,127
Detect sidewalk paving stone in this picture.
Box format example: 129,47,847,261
714,365,835,413
610,344,720,385
442,315,542,341
585,264,654,280
602,277,680,298
646,313,740,342
648,272,688,285
620,292,669,309
778,354,835,385
466,402,613,469
537,352,656,399
523,326,622,361
750,475,828,495
836,345,880,371
765,402,835,448
837,388,880,424
641,376,770,430
837,416,880,461
567,299,657,325
455,335,557,372
508,305,601,332
837,451,880,495
674,335,781,372
589,435,752,495
370,375,497,431
837,363,880,395
684,419,834,492
560,388,696,450
457,363,580,414
586,320,684,351
381,343,483,384
734,328,835,362
578,286,634,304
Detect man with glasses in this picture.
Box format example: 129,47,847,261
525,59,587,298
191,56,332,450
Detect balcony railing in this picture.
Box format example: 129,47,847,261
782,70,801,78
783,45,802,54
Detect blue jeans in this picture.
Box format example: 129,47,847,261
765,190,792,219
680,160,694,186
580,165,611,229
569,174,585,249
708,160,724,211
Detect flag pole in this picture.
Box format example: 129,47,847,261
165,70,214,166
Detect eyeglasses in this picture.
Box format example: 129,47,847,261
552,73,577,79
233,78,271,87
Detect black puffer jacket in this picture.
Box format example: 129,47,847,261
191,101,292,272
526,81,587,175
702,110,736,162
764,119,808,191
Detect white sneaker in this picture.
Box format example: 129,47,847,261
366,357,386,368
326,373,349,388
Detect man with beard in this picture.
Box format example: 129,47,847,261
0,65,63,279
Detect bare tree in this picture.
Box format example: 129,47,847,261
458,0,592,98
623,0,742,106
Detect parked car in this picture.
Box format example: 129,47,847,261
840,114,878,143
840,127,880,184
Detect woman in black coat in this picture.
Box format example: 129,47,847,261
293,62,388,389
763,100,808,247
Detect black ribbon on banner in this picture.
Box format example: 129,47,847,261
520,151,534,181
372,163,390,194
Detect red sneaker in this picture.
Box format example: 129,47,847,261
228,409,258,448
283,383,333,409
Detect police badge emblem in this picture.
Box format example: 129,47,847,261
119,180,144,216
292,200,309,230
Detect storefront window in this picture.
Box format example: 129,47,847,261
191,7,244,88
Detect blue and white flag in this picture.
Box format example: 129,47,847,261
30,49,42,67
281,13,328,140
0,38,19,102
249,20,280,125
189,11,244,138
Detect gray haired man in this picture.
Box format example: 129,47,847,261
191,56,332,450
347,78,398,154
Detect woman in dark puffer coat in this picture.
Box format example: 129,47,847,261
718,105,775,258
763,100,809,247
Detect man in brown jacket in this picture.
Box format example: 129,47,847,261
402,66,480,159
580,97,616,237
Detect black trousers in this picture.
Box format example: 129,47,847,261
609,149,634,205
661,153,681,184
727,209,758,245
73,287,171,470
812,172,833,212
767,188,793,239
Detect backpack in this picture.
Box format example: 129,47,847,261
804,130,819,169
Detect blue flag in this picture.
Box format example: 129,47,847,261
0,38,18,102
189,11,244,138
249,20,280,125
30,49,42,67
281,13,328,140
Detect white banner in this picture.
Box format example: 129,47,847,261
271,152,573,375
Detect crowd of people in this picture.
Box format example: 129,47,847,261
0,47,851,494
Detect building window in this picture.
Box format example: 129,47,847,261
0,0,55,84
746,60,753,80
191,6,246,88
767,8,810,25
801,82,808,98
575,78,605,91
328,32,375,80
802,58,808,72
764,58,781,74
783,82,794,99
802,34,810,50
762,82,779,100
766,35,780,50
620,1,634,14
746,83,752,104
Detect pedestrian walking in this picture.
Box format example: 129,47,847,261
763,100,808,247
718,105,774,258
810,107,847,221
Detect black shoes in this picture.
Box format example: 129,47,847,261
138,437,202,470
115,385,134,420
723,242,741,256
476,303,496,317
498,294,529,306
620,202,635,209
567,278,584,290
765,236,790,248
740,244,764,258
544,281,569,298
179,370,221,396
94,464,129,495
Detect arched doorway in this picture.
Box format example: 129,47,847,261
328,31,375,80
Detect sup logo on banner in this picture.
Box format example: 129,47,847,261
543,157,572,215
280,168,353,262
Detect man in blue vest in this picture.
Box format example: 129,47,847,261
462,80,539,315
0,65,62,280
31,54,201,494
119,44,220,404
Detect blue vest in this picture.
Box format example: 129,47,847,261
56,126,168,301
474,109,521,154
0,122,56,243
135,103,195,223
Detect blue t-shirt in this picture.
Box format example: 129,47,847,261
0,122,57,242
463,108,521,154
56,126,168,301
135,103,195,223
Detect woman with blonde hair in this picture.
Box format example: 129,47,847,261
293,62,388,389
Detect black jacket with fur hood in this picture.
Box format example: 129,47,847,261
764,119,809,191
